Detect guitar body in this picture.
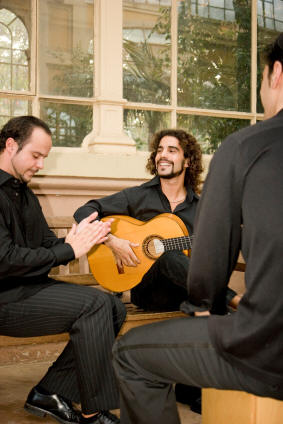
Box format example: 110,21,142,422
87,213,189,292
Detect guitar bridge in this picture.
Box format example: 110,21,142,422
116,263,125,274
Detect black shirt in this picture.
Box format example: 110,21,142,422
74,175,198,235
186,110,283,394
75,176,237,306
0,170,75,304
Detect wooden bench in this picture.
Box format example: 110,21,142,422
202,388,283,424
0,216,245,362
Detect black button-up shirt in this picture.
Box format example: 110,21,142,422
74,176,199,236
0,169,74,304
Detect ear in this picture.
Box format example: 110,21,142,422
184,157,189,168
5,137,18,155
271,61,283,88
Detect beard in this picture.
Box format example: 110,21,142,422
156,159,186,179
11,158,35,183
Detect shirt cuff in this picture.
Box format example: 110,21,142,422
180,299,210,315
226,287,237,306
51,243,75,266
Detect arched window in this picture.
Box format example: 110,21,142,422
0,8,29,91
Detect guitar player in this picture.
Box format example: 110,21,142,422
74,128,241,414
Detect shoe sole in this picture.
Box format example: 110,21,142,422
24,402,78,424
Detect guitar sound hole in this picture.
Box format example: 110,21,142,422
142,235,164,259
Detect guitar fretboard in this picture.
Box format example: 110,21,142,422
162,235,194,251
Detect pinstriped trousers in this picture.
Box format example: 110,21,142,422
0,281,126,414
113,317,280,424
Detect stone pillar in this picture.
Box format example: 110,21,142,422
83,0,136,153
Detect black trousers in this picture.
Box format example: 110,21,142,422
113,317,278,424
130,251,236,312
0,282,126,414
131,251,189,311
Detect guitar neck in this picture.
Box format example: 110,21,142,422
162,235,194,251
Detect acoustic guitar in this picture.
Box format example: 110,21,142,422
87,213,193,292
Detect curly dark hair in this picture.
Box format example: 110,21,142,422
146,128,203,193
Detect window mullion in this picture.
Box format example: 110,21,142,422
30,0,37,96
251,0,258,123
171,0,178,127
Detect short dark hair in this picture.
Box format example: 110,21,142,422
264,32,283,76
146,128,203,193
0,115,51,153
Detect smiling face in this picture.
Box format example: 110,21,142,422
155,135,189,180
7,127,52,183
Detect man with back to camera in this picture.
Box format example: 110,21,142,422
0,115,125,424
74,128,241,413
112,33,283,424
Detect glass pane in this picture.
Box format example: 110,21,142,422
124,109,170,150
0,23,11,47
38,0,94,97
10,18,29,49
177,114,249,153
0,97,31,128
0,8,16,26
123,0,171,104
212,0,225,7
0,63,11,89
0,97,10,115
13,49,28,65
0,47,11,63
12,98,31,115
257,0,283,113
177,0,251,112
40,102,93,147
13,65,29,91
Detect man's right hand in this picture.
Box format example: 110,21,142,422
104,234,140,268
65,212,112,258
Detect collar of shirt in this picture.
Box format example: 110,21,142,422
0,169,27,198
277,108,283,118
0,169,14,186
143,175,199,204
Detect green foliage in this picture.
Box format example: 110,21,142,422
178,115,249,153
46,45,93,147
123,0,254,152
124,109,170,150
123,38,170,104
41,102,92,148
176,0,251,111
123,6,171,105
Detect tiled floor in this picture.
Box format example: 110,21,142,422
0,361,201,424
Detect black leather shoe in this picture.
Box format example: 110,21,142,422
175,383,202,414
80,411,120,424
24,387,80,423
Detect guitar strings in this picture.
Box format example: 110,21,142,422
152,235,195,250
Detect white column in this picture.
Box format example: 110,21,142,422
83,0,136,153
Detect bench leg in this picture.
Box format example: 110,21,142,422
202,388,283,424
